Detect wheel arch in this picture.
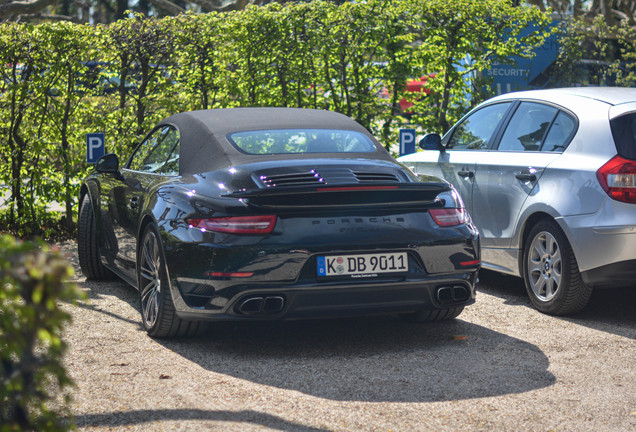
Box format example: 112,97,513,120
136,213,160,269
79,184,89,213
78,181,105,243
138,214,156,241
77,181,114,281
78,182,95,214
518,212,592,315
517,211,557,277
517,211,582,278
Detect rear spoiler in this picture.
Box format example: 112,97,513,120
222,182,450,210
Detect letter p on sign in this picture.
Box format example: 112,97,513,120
86,133,105,163
399,129,416,156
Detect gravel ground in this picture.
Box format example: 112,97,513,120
56,240,636,431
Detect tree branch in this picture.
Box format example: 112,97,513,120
0,0,57,19
16,12,79,22
195,0,250,12
187,0,226,11
145,0,185,15
526,0,546,12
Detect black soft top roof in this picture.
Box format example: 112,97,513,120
157,108,393,175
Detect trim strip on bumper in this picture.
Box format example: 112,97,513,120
592,225,636,235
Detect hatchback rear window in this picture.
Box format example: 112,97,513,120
610,113,636,160
227,129,376,155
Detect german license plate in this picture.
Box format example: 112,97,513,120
317,252,408,278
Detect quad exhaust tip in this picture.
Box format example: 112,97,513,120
437,285,470,304
237,295,285,315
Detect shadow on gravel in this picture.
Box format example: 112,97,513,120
74,301,142,326
72,268,555,403
154,314,555,403
73,409,329,431
78,278,134,302
478,269,636,340
71,278,144,327
476,269,531,307
560,287,636,340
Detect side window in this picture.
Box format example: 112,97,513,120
497,102,558,152
128,127,179,173
541,111,576,152
447,102,511,150
128,128,162,171
157,133,180,176
610,112,636,159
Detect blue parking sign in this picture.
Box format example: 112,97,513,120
399,129,416,156
86,133,105,163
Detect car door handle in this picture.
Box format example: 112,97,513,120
130,197,139,210
515,173,537,182
458,170,474,179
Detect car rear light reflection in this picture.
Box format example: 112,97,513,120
187,215,277,234
204,271,253,278
316,186,399,192
429,208,468,227
596,156,636,204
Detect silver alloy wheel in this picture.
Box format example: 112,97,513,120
527,231,562,302
140,231,161,328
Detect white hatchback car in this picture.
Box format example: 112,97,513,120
399,87,636,315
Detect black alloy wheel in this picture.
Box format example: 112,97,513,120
78,194,113,280
138,224,204,338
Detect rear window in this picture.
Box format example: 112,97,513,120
611,113,636,160
227,129,376,155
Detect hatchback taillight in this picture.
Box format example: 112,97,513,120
187,215,277,234
429,208,468,227
596,155,636,204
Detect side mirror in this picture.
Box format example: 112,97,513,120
95,153,119,173
419,133,444,152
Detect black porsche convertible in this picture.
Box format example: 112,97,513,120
78,108,480,337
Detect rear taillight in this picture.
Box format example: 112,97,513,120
187,215,277,234
429,208,468,227
596,155,636,204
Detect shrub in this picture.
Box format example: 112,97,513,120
0,235,85,431
0,1,552,237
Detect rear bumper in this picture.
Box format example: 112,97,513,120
157,210,479,321
169,275,477,321
581,259,636,288
559,211,636,275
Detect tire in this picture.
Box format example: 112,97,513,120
78,194,113,280
523,219,592,315
399,307,464,323
138,224,204,338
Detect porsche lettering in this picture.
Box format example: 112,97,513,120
312,217,405,225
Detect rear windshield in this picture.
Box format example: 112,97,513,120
227,129,376,155
610,113,636,160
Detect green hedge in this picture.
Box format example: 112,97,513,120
0,235,85,431
0,0,550,237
